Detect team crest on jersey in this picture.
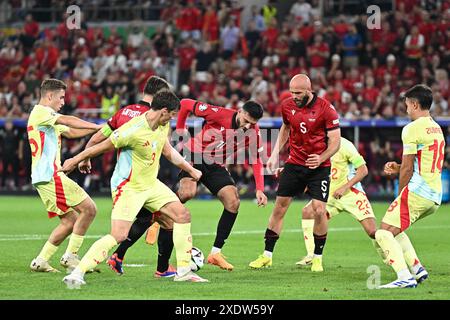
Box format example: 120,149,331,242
199,103,208,112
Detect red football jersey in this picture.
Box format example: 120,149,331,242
107,100,151,130
176,99,264,191
281,95,339,167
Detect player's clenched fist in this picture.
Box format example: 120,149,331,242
384,161,400,175
78,159,92,174
189,168,202,181
59,158,78,174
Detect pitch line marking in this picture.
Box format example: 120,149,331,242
0,225,448,241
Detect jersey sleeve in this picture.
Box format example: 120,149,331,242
192,100,221,121
344,139,366,168
55,124,70,135
110,123,134,149
324,104,340,130
401,123,417,155
107,110,121,131
247,124,265,191
176,99,196,130
281,101,290,125
36,107,60,127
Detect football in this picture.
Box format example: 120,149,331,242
190,247,205,271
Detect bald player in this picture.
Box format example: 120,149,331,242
249,74,341,269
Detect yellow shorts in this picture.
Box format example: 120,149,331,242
382,186,439,231
111,179,179,222
326,188,376,221
35,172,88,218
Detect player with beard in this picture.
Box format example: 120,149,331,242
249,74,341,269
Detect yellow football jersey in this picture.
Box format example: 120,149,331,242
402,116,445,204
329,137,366,195
110,113,169,192
27,105,69,184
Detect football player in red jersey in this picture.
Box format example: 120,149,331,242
77,76,178,277
175,98,268,271
249,74,341,270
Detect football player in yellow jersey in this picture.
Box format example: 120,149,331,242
28,79,102,273
297,137,378,272
59,90,208,288
376,84,444,289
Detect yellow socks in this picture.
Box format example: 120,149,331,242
372,239,388,264
37,241,59,261
302,219,315,257
77,234,117,273
66,233,84,255
395,232,421,271
173,222,192,274
375,230,411,279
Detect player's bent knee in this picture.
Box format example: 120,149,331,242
112,233,128,243
174,206,191,224
367,229,377,239
375,229,392,242
225,197,240,213
302,205,314,219
177,189,195,203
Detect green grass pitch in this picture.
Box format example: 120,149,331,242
0,195,449,300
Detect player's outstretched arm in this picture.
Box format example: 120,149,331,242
267,122,290,172
78,126,112,174
56,114,102,130
176,99,196,131
59,138,115,174
162,139,202,181
398,154,415,192
333,164,368,199
62,127,97,139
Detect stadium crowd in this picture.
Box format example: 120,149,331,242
0,0,449,196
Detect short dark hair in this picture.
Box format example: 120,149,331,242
151,90,180,112
143,76,170,96
40,79,67,96
243,100,264,120
403,84,433,110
